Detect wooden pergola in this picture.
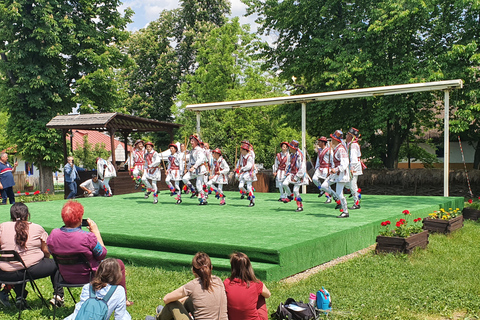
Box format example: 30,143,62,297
46,112,182,166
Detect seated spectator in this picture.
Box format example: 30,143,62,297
47,201,133,306
0,203,63,309
79,175,102,197
224,252,271,320
145,252,227,320
64,258,131,320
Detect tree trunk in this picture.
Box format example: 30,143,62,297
38,163,54,193
474,141,480,170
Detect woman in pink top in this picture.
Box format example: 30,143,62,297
223,252,271,320
0,203,63,309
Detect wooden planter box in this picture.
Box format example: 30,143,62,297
422,215,464,234
462,208,480,221
376,230,429,254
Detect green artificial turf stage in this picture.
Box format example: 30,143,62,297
0,192,463,281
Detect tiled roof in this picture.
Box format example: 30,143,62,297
68,130,132,152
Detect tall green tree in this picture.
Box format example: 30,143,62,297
175,0,231,75
244,0,480,168
175,18,312,168
0,0,133,191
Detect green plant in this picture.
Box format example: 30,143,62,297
15,190,52,203
379,210,423,237
465,197,480,210
427,207,461,220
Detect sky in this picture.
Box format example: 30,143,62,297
118,0,260,33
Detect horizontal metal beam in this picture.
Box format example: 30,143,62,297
186,79,463,111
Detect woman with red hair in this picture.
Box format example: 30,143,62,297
47,201,133,306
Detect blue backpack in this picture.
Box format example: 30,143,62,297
316,287,332,312
75,284,117,320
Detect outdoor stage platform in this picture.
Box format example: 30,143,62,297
0,192,463,281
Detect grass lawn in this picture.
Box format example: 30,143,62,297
0,218,478,319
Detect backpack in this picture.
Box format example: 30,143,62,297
75,284,117,320
271,302,293,320
272,298,317,320
316,287,332,312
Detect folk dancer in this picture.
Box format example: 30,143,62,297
237,143,257,207
312,136,333,203
321,130,351,218
202,142,213,196
142,142,161,204
235,140,256,199
96,157,116,197
166,143,183,204
273,142,290,201
282,140,309,212
178,143,190,194
346,127,363,209
182,135,208,205
206,148,230,205
130,139,145,189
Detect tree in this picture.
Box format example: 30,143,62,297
72,135,110,170
175,18,313,168
0,0,133,191
244,0,480,168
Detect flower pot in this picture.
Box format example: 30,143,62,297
422,215,464,234
462,208,480,221
24,186,34,192
376,230,429,254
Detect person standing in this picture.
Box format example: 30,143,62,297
142,142,161,204
206,148,230,205
312,137,333,203
321,130,351,218
282,140,309,212
130,140,145,189
273,142,290,202
182,135,208,205
346,127,363,210
0,152,18,205
64,156,85,200
237,143,257,207
97,157,116,197
165,143,183,204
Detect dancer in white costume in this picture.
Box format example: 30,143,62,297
130,139,145,189
237,143,256,207
96,157,116,197
182,135,208,205
273,142,290,201
206,148,230,205
321,130,351,218
346,127,363,210
311,136,333,203
282,140,309,212
166,143,183,204
142,142,161,204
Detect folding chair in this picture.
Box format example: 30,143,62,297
0,250,49,320
51,252,94,320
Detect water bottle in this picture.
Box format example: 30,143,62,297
309,292,316,307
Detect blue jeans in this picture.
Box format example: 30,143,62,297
1,187,15,205
67,181,77,199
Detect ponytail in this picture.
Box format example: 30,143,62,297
10,203,30,249
192,252,213,292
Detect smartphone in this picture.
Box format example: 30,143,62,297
81,219,89,227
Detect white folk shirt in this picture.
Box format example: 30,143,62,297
286,149,308,185
189,146,207,176
273,152,290,181
329,144,350,183
166,153,182,181
314,147,331,179
210,156,230,184
144,150,161,180
348,140,363,176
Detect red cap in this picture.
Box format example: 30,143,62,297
212,148,222,155
240,143,250,151
145,141,154,147
330,130,343,142
168,143,178,151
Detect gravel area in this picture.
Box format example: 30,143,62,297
280,245,376,284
